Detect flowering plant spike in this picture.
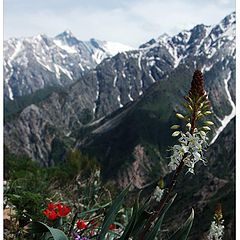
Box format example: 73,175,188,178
208,203,224,240
169,69,213,174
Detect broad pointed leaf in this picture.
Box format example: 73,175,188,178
168,208,194,240
97,184,131,240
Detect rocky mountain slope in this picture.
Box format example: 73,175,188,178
4,30,133,100
4,12,235,168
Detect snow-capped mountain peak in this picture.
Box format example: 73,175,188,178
138,12,235,68
4,31,134,99
55,30,79,46
4,12,235,102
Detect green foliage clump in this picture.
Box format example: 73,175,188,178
4,147,100,239
65,149,99,177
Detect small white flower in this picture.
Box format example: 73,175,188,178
168,130,208,173
153,186,164,202
208,220,224,240
193,151,201,161
182,145,189,153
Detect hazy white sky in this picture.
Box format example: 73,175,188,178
4,0,235,47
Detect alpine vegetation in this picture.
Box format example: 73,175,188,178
23,70,219,240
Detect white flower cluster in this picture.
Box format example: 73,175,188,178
208,220,224,240
168,130,208,174
153,186,164,202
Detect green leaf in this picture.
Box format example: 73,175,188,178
119,192,141,240
29,221,68,240
168,208,194,240
97,184,131,240
77,202,110,218
130,195,154,239
144,194,176,240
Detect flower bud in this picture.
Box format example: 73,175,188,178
204,111,212,115
176,113,185,119
214,203,223,223
172,131,180,137
197,113,204,119
204,121,214,126
158,177,164,189
200,130,206,136
171,125,180,130
202,126,211,131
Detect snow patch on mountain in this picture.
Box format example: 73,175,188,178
93,78,100,115
113,74,118,88
148,70,156,83
102,41,134,56
210,71,236,144
9,41,22,61
138,51,142,70
53,39,78,54
118,95,123,108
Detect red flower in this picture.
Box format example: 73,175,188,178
77,220,87,229
43,202,71,220
47,202,56,211
43,209,50,217
109,224,116,230
57,204,71,217
43,209,58,221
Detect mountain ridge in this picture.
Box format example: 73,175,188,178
4,12,235,169
4,31,134,100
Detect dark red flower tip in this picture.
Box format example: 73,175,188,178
109,224,116,230
77,219,88,230
189,69,205,98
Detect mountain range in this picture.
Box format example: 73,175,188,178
4,11,236,240
4,30,133,100
4,12,235,167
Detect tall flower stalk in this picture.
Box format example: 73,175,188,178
139,70,213,239
208,203,224,240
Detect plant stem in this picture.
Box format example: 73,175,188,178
138,106,197,239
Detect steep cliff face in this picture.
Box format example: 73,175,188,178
4,13,235,167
